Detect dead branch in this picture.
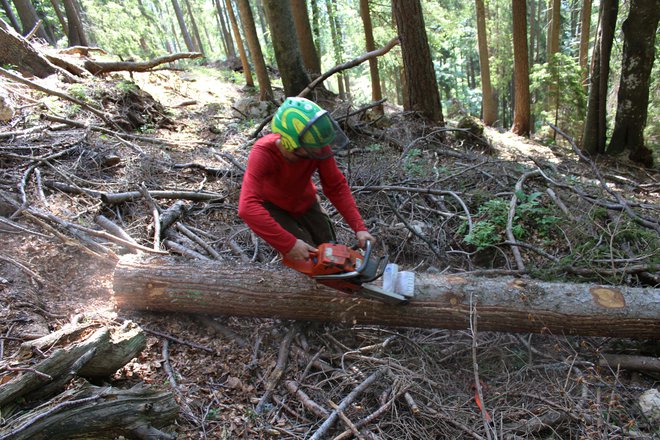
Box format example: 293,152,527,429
0,67,110,123
309,368,386,440
599,354,660,373
164,239,209,260
250,37,400,138
255,324,299,414
285,380,330,418
0,254,47,286
83,52,203,75
101,190,224,204
550,124,660,234
507,170,542,271
95,215,138,246
58,46,108,56
298,37,400,99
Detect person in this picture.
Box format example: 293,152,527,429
238,97,375,261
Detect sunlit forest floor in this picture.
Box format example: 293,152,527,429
1,67,658,439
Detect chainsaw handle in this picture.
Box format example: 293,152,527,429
354,239,372,274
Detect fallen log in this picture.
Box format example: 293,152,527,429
83,52,203,75
1,323,146,407
0,321,175,440
112,255,660,339
0,382,177,440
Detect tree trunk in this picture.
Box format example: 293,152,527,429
325,0,345,98
310,0,321,55
237,0,273,100
606,0,658,167
112,256,660,339
547,0,561,60
183,0,205,55
224,0,254,87
582,0,618,155
391,0,444,123
2,0,21,31
49,0,68,36
0,18,60,78
511,0,531,136
475,0,496,126
171,0,195,52
578,0,592,86
12,0,51,42
546,0,561,116
214,0,236,59
359,0,383,116
263,0,309,96
61,0,88,47
291,0,321,76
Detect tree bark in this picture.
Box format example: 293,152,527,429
324,0,345,98
263,0,309,96
546,0,561,116
291,0,322,76
392,0,444,123
0,18,60,78
112,255,660,339
1,0,21,31
62,0,89,47
511,0,531,136
606,0,658,167
582,0,618,155
214,0,236,59
578,0,592,86
475,0,496,126
359,0,383,116
49,0,68,36
236,0,273,100
12,0,51,42
224,0,254,87
171,0,195,52
183,0,205,55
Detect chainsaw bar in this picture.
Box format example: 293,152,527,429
357,283,408,304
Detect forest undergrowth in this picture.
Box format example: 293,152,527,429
1,68,658,439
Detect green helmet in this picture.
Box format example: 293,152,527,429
271,97,349,159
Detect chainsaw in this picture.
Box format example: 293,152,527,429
282,240,409,304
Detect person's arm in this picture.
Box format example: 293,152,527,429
318,157,374,247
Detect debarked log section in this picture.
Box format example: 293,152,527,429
112,255,660,339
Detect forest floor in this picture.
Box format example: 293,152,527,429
1,66,659,440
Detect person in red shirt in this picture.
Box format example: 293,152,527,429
238,97,375,261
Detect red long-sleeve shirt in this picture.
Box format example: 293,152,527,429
238,133,367,254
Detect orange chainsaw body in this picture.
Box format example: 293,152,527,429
282,241,408,304
282,243,365,294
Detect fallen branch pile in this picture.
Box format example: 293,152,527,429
0,321,178,439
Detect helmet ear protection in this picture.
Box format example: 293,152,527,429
271,97,349,159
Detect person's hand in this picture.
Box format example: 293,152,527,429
285,239,317,261
356,230,375,249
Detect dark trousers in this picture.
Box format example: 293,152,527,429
263,201,336,246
